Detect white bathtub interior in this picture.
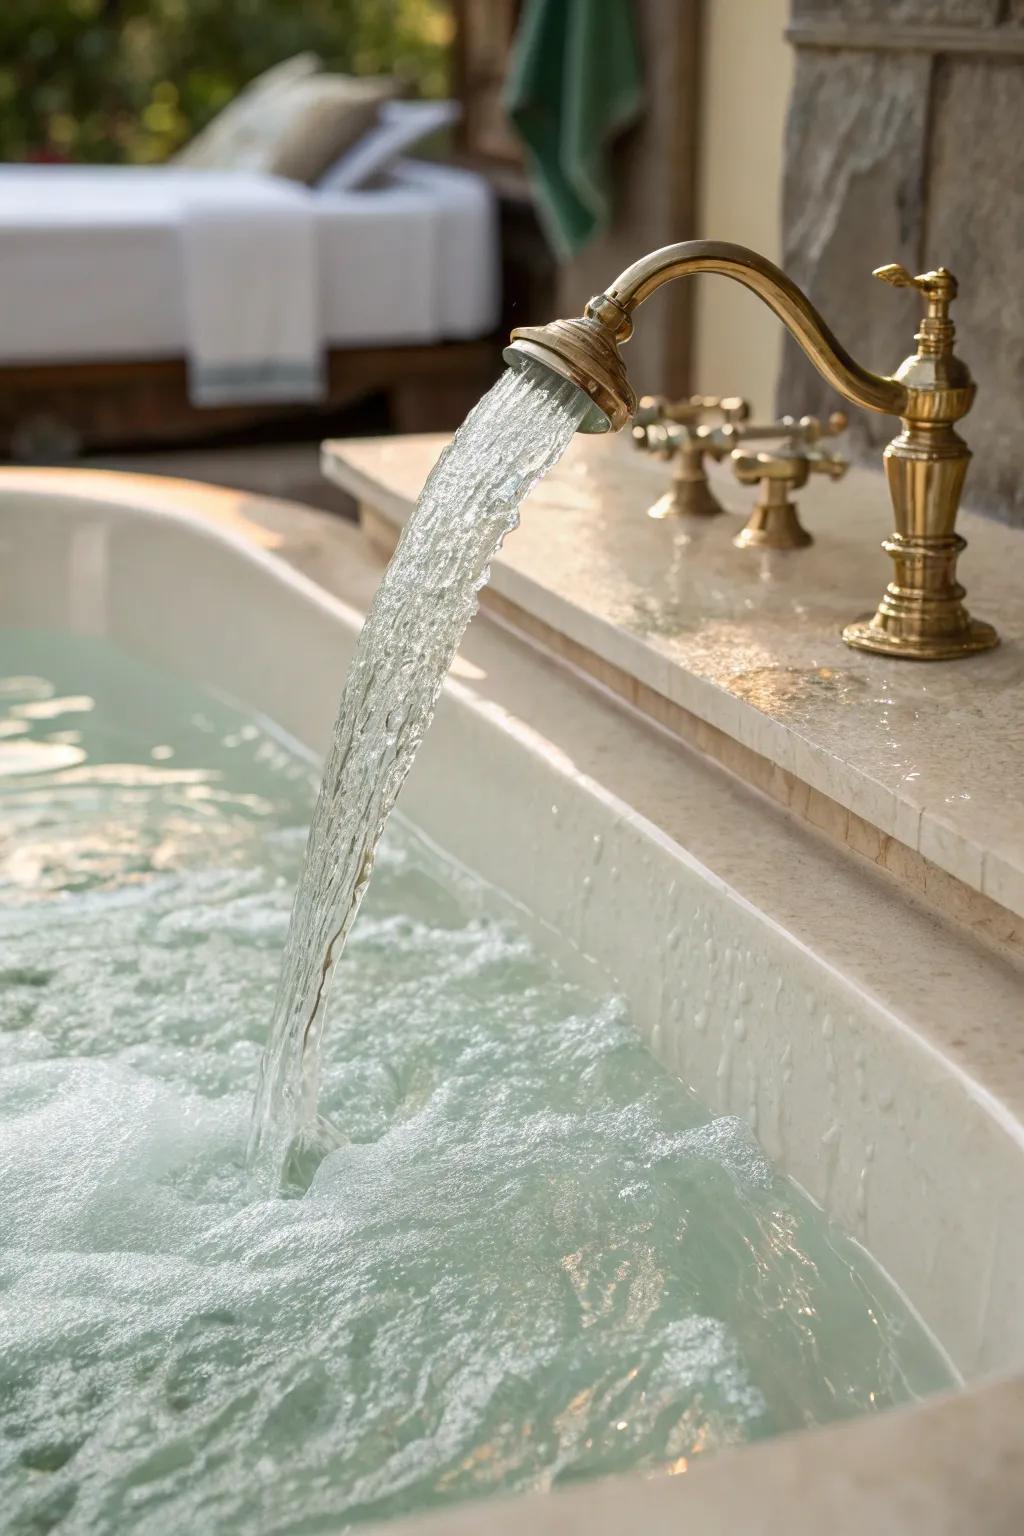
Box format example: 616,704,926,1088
2,477,1023,1401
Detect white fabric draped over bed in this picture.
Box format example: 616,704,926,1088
0,161,499,407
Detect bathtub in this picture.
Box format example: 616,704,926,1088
1,467,1022,1534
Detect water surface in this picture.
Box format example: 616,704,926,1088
0,634,954,1536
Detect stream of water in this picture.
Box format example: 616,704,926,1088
249,367,587,1186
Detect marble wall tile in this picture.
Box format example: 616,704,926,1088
924,56,1024,524
778,48,930,456
779,11,1024,525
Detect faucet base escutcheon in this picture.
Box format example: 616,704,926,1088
842,612,999,661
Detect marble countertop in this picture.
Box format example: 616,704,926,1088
323,431,1024,921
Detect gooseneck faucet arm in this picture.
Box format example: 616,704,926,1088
592,240,907,419
504,239,997,662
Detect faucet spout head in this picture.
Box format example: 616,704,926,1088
503,314,636,434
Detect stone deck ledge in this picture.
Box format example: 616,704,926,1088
323,431,1024,934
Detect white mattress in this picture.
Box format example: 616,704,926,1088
0,161,499,366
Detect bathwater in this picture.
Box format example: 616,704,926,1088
0,632,954,1536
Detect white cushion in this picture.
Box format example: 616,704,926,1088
317,99,461,193
174,54,320,169
175,66,395,185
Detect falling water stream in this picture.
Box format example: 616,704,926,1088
249,367,587,1186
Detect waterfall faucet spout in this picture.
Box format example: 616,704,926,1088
503,239,997,661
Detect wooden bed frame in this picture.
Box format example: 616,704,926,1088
0,338,502,458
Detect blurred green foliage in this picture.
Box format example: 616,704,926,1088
0,0,453,164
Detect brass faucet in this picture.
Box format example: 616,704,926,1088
504,241,997,660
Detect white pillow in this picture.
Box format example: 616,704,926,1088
316,99,461,193
174,54,320,168
218,73,395,184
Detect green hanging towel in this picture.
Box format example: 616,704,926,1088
503,0,644,260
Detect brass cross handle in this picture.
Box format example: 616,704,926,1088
718,409,847,449
632,393,752,520
634,393,750,431
731,444,849,490
729,413,849,551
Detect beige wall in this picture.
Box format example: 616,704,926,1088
558,0,701,402
692,0,793,417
